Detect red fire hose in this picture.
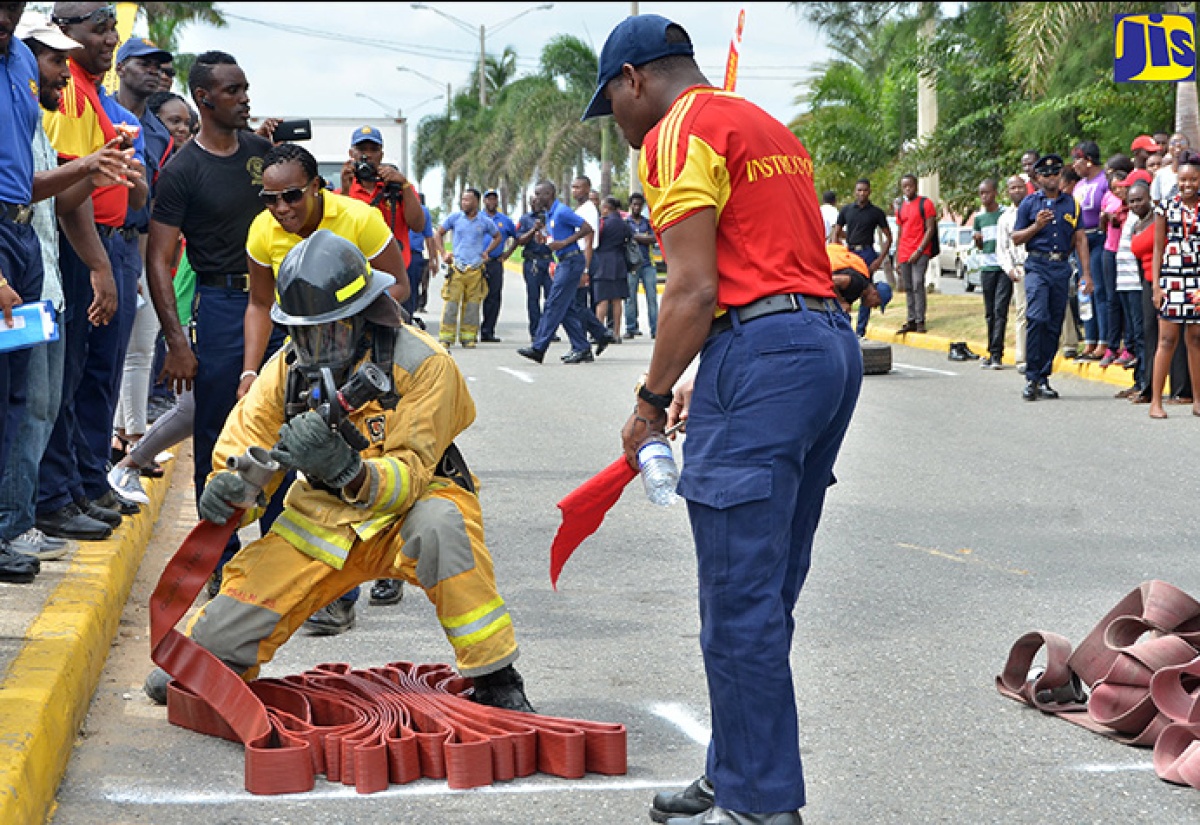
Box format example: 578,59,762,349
149,511,627,794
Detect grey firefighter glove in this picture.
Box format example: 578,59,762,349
198,471,262,525
270,410,363,489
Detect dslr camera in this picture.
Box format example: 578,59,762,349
354,159,405,201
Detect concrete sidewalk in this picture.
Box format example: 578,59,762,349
0,459,176,825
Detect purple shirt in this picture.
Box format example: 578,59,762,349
1074,172,1109,231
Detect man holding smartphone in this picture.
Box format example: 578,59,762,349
1011,153,1094,401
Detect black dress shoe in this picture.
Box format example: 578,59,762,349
0,541,40,583
77,497,121,528
94,489,140,516
1022,380,1038,402
517,346,545,364
37,502,113,541
651,775,715,823
480,335,502,343
562,348,595,364
665,806,803,824
593,333,614,357
1038,381,1060,400
948,343,969,362
369,578,404,606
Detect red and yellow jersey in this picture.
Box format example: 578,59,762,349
639,85,834,308
41,61,129,227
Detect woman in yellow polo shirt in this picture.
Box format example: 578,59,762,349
241,143,408,399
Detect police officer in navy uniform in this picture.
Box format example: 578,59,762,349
515,205,555,341
1011,153,1094,401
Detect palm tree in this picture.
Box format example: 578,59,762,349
137,3,226,91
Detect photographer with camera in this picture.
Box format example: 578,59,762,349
340,126,425,276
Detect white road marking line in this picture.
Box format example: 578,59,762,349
892,362,958,376
1070,763,1154,773
498,367,535,384
101,777,695,805
649,701,710,746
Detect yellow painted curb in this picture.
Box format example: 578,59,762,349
0,460,174,825
862,325,1133,389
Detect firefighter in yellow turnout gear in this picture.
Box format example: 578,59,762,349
436,188,500,348
144,230,533,712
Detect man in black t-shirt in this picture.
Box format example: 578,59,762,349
145,51,286,583
834,178,892,336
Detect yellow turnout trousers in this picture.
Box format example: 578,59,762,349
187,481,518,680
440,263,487,346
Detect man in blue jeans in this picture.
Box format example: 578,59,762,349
624,191,659,339
517,180,608,365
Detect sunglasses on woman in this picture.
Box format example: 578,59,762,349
259,186,308,207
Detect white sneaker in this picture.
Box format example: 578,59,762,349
11,527,70,560
107,464,150,505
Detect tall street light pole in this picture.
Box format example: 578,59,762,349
410,3,553,108
397,65,452,118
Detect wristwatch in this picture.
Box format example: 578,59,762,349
637,381,673,411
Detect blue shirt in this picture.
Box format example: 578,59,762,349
125,106,172,231
517,212,553,259
484,209,517,259
440,210,498,267
0,39,39,205
544,199,586,260
408,205,433,257
626,213,652,266
1014,190,1081,256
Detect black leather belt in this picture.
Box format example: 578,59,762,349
709,293,838,337
1028,250,1069,262
96,224,139,241
557,247,582,262
849,244,870,251
526,254,553,261
197,273,249,291
1,202,34,225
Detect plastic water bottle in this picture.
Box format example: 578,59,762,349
637,434,679,506
1079,288,1093,322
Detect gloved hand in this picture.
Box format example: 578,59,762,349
271,410,363,489
198,471,254,524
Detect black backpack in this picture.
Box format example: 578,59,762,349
920,196,940,256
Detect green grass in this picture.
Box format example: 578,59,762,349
866,291,999,348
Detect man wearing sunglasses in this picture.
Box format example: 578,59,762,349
1011,153,1094,402
36,1,150,541
145,49,286,594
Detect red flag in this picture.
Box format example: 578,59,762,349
723,9,746,92
549,457,639,589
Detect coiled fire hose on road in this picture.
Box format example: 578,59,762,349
149,445,627,795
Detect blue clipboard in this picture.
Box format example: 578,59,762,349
0,300,59,353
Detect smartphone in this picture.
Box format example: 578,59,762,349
272,119,312,142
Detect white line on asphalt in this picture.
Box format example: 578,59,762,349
101,777,696,805
498,367,535,384
648,701,710,746
892,363,958,376
1070,762,1154,773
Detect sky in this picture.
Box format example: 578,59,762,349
167,2,836,202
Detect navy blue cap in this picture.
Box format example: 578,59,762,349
350,125,384,148
117,37,171,64
582,14,694,121
1033,153,1064,173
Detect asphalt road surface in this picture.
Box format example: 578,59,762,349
51,288,1200,825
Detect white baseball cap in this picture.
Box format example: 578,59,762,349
16,11,83,52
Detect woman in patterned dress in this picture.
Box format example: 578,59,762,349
1150,151,1200,418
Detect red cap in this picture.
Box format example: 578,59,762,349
1126,169,1154,186
1131,135,1159,153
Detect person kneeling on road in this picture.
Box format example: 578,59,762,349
143,231,534,713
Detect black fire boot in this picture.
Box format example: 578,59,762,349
471,664,536,713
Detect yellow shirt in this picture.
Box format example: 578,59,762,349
246,190,393,273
